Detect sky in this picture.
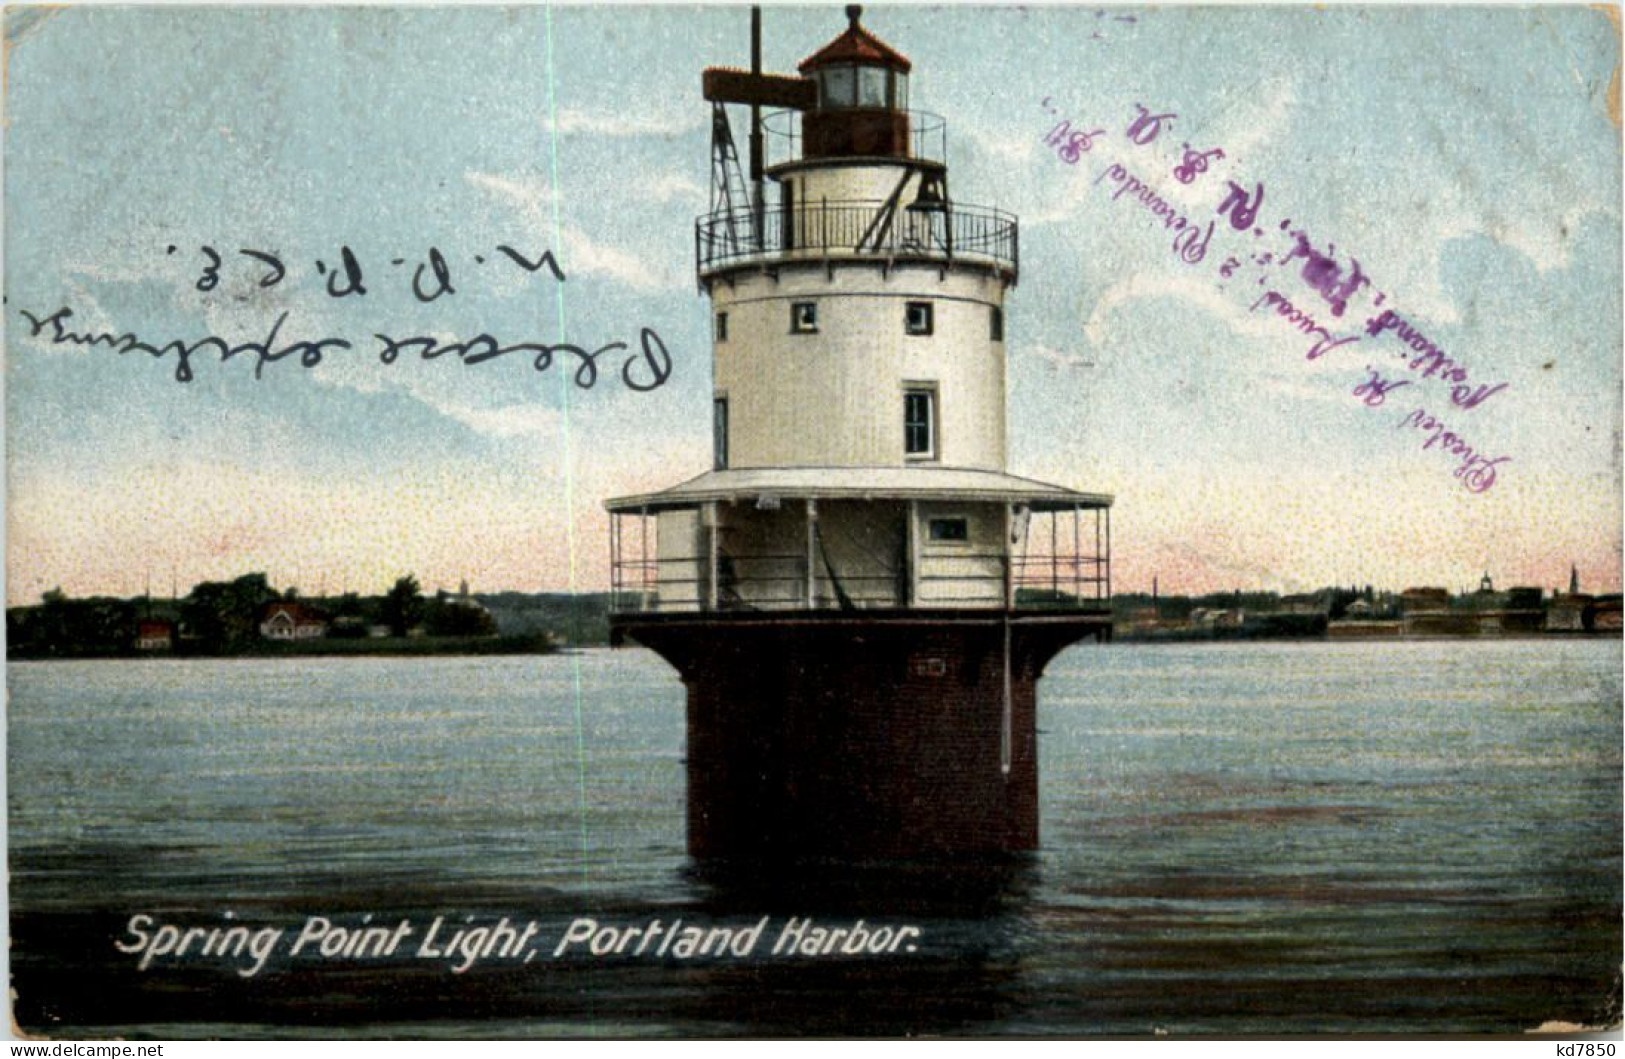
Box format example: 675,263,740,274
4,3,1621,605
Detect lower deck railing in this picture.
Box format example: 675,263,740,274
609,552,1110,615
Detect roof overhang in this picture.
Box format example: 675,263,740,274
606,466,1112,514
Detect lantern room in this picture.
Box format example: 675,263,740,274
798,5,912,159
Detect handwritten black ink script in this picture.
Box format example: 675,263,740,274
173,243,567,304
17,306,674,393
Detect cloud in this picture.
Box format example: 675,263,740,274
466,171,685,290
1195,77,1298,170
1023,167,1100,226
1026,343,1095,372
546,108,703,139
437,400,563,440
645,172,707,205
1083,271,1279,348
960,124,1041,169
1257,375,1354,405
466,171,557,235
558,225,682,291
1477,201,1614,277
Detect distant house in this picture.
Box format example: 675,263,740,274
1278,593,1328,616
259,602,329,640
427,580,498,637
443,580,494,617
1344,599,1375,618
1189,607,1244,630
134,619,174,651
328,615,370,639
1117,605,1161,633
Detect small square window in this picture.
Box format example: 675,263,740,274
990,306,1004,342
910,656,948,678
928,517,969,542
791,302,818,334
905,301,934,336
715,312,729,342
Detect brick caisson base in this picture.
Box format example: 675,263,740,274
617,613,1108,859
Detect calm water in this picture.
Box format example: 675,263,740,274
8,641,1621,1037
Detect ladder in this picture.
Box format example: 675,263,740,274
710,103,754,259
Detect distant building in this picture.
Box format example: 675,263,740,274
259,602,329,640
134,619,174,651
1546,593,1593,632
1593,595,1622,633
1399,587,1471,636
1278,593,1328,616
1496,587,1545,634
1399,587,1450,614
1189,607,1244,630
1505,587,1543,610
440,581,494,618
329,615,370,639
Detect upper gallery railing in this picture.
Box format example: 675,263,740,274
696,197,1018,277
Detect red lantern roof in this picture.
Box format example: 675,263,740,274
798,5,912,74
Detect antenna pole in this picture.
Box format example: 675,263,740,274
750,6,765,251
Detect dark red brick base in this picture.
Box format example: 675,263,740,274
620,614,1106,859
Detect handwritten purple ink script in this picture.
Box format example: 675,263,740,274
1037,97,1514,494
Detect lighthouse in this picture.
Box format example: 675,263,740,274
607,6,1113,859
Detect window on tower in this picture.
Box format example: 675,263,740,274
903,386,937,460
905,301,934,336
858,66,887,108
821,65,856,109
791,302,818,334
713,396,729,470
715,311,728,342
990,305,1004,342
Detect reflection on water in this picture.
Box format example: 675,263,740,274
8,643,1621,1037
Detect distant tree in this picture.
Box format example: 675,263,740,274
331,592,364,618
381,575,425,637
184,573,279,652
24,593,135,657
41,587,67,605
1322,586,1363,620
423,598,498,637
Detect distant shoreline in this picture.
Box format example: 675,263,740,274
11,631,1619,662
1113,631,1620,646
7,633,563,662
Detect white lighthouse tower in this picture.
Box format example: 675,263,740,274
607,6,1113,858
